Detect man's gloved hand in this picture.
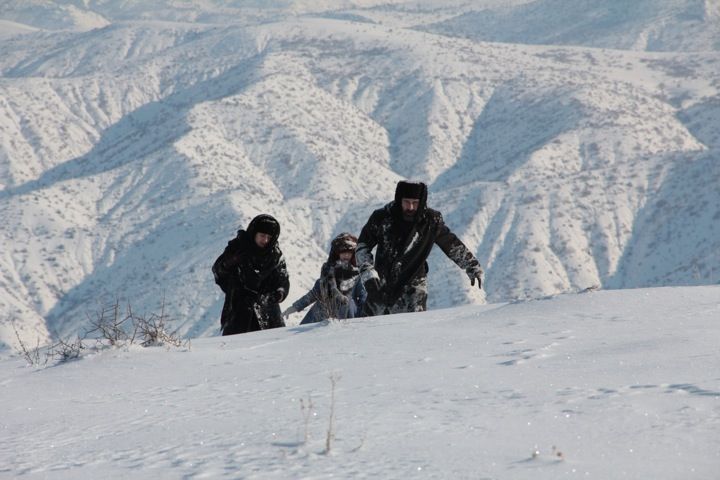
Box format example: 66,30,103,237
360,267,385,313
282,305,298,319
466,265,483,290
364,277,382,300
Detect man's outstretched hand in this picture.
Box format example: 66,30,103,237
466,266,483,290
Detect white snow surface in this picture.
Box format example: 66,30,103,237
2,286,719,479
1,0,720,349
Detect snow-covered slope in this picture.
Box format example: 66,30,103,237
2,286,719,479
1,1,719,348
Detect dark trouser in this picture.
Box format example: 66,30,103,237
363,277,428,316
221,295,284,335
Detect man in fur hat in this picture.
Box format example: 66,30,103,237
212,214,290,335
356,180,483,316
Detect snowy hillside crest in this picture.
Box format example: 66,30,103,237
1,0,719,349
2,286,720,478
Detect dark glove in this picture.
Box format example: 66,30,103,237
262,288,284,305
466,266,483,290
364,277,382,300
360,267,385,313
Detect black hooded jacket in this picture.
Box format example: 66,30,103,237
356,182,481,304
212,214,289,335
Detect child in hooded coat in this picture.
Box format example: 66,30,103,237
283,233,366,324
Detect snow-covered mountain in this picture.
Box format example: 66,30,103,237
1,0,719,348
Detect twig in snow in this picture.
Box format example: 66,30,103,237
324,372,341,454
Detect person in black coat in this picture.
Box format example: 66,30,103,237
356,180,483,316
212,214,290,335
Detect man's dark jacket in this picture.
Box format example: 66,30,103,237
356,182,481,313
212,215,289,335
